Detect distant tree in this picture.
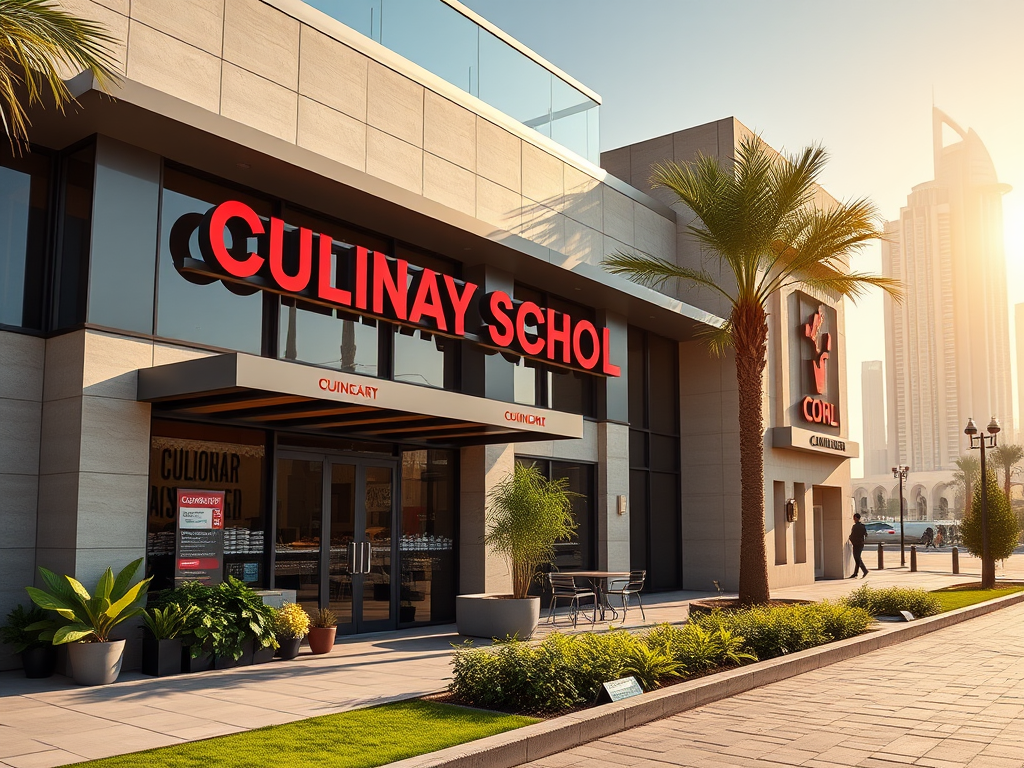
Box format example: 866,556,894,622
953,455,981,515
962,470,1019,588
991,444,1024,505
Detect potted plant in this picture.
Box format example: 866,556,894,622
456,464,577,640
1,604,57,678
141,605,194,677
26,558,151,686
306,607,337,654
274,602,310,660
210,578,278,668
157,581,219,673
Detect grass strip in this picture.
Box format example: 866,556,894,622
930,584,1024,612
63,700,538,768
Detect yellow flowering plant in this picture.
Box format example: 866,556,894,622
274,602,311,639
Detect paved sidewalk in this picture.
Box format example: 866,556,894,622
0,564,1017,767
524,600,1024,768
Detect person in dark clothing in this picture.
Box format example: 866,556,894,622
849,513,869,578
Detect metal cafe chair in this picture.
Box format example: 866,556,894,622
547,573,597,628
605,570,647,622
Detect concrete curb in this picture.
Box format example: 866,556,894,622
387,589,1024,768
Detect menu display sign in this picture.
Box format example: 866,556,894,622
175,490,225,586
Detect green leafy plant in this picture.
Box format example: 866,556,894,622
962,469,1021,588
26,558,151,644
645,623,756,673
275,602,311,639
215,577,278,657
485,464,578,599
155,581,226,659
693,601,871,659
620,643,685,691
142,604,196,640
843,586,940,618
310,607,338,628
0,604,51,653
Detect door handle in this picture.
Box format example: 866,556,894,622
363,542,372,574
347,541,357,575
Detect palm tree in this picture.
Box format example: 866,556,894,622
604,137,901,605
990,444,1024,506
952,454,980,519
0,0,118,145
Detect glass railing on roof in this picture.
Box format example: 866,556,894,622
305,0,600,164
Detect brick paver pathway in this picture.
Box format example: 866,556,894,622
524,601,1024,768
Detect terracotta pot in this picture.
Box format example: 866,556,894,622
307,626,337,654
276,635,302,660
67,640,125,686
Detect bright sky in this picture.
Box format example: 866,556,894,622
465,0,1024,476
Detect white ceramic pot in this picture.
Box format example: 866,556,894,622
67,640,126,686
456,594,540,640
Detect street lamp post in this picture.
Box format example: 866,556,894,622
892,465,909,567
965,416,1000,589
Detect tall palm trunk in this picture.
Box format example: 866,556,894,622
733,301,770,605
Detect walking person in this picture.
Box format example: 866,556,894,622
923,527,936,549
849,513,869,578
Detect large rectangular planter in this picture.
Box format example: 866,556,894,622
142,636,182,677
182,644,213,673
456,594,540,640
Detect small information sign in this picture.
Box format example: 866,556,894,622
175,490,225,586
597,676,644,704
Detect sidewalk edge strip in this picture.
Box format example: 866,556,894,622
385,589,1024,768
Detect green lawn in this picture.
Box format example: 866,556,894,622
931,584,1024,612
64,701,538,768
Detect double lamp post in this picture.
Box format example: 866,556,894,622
965,416,1000,589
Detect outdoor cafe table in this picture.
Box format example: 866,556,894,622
566,571,629,621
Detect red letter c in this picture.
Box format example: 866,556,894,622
200,200,265,278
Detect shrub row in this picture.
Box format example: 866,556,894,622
448,601,871,715
842,585,940,618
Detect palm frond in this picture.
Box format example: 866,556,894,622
791,270,903,304
0,0,120,144
695,319,733,358
603,250,734,302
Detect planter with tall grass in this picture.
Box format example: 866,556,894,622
457,464,577,640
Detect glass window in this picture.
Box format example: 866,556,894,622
551,461,595,570
549,368,594,416
382,0,478,93
275,458,323,614
479,28,551,135
147,420,267,592
648,333,679,431
156,168,268,353
305,0,381,40
281,302,380,375
628,326,647,429
55,147,94,330
513,358,540,405
400,449,456,623
394,329,450,388
649,472,680,590
0,150,48,330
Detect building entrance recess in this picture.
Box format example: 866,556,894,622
275,453,397,634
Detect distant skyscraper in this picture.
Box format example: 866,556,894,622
862,361,888,475
883,108,1013,471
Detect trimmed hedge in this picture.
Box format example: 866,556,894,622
449,601,871,714
842,586,940,618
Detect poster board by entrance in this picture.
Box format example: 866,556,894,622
175,489,225,586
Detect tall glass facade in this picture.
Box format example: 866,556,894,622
304,0,600,163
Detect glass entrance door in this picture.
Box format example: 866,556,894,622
275,454,397,634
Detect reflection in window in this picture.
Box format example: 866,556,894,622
146,420,267,592
393,329,451,389
0,150,48,329
516,457,595,571
281,301,379,376
401,449,456,623
55,148,94,330
156,169,266,353
308,0,600,163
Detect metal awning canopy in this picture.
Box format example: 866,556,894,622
137,354,583,447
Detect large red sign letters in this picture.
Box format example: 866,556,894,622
800,305,839,427
173,201,620,377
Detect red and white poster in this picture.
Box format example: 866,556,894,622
175,490,225,586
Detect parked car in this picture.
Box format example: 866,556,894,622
864,522,898,544
886,522,935,544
